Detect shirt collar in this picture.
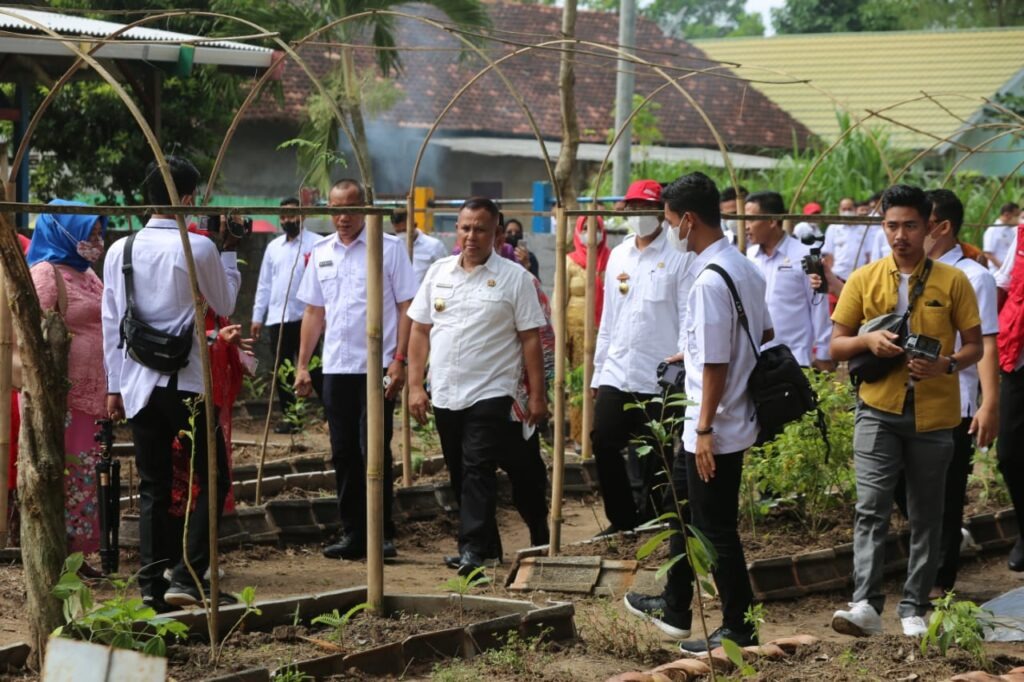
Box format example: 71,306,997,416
691,236,730,272
630,227,669,255
936,244,964,266
753,233,791,259
333,227,367,249
886,253,930,280
449,248,498,274
146,218,179,230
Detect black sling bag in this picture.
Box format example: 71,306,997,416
117,233,194,373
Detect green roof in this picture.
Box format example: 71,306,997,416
693,28,1024,150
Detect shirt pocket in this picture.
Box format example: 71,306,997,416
316,264,338,297
917,303,951,343
644,274,669,302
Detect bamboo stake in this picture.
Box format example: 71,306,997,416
580,215,598,461
0,264,11,547
401,194,415,487
365,213,385,611
549,207,568,556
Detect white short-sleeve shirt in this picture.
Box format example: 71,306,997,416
407,251,545,411
984,223,1017,272
683,238,771,455
407,229,449,285
822,223,880,280
296,228,417,374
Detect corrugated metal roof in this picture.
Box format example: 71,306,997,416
0,5,269,53
693,28,1024,150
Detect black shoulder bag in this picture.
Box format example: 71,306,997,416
118,233,194,373
705,264,825,447
847,259,932,386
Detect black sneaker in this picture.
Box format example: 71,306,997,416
164,582,239,608
323,534,366,560
678,626,758,657
142,595,178,614
1009,538,1024,572
383,539,398,559
622,592,692,639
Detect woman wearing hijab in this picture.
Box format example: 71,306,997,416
566,215,610,447
25,199,108,570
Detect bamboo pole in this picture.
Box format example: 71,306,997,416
365,213,385,611
549,207,568,556
580,215,598,461
0,265,10,547
401,195,415,487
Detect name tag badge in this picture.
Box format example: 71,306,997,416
435,282,453,289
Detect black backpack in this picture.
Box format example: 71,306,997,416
705,264,827,447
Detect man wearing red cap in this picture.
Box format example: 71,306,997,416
591,179,692,534
793,201,824,243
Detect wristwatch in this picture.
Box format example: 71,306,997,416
945,355,958,374
695,426,714,436
393,352,407,365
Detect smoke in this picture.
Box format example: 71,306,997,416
338,121,445,196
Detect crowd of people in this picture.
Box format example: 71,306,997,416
4,154,1024,656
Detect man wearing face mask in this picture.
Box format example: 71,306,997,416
591,179,693,535
251,197,323,433
718,185,747,246
823,197,881,287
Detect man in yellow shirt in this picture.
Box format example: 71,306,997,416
829,185,982,639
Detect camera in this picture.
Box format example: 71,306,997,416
903,333,942,362
656,360,686,391
800,234,827,294
201,215,253,239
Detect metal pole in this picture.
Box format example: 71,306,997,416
365,213,385,611
401,195,415,487
612,0,636,197
549,207,568,556
580,216,598,461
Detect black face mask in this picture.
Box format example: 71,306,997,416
282,220,300,236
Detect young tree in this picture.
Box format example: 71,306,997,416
643,0,765,38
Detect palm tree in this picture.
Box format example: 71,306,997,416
218,0,491,198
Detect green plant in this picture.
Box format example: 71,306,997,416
431,630,553,681
567,364,585,409
744,603,767,643
721,636,756,677
214,586,262,665
921,592,995,670
411,453,426,476
311,602,370,645
411,411,441,457
969,445,1011,508
51,553,189,657
242,372,270,402
272,664,313,682
440,565,491,623
742,370,857,535
576,600,666,664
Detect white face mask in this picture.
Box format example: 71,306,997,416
722,218,738,234
628,215,660,237
667,222,689,253
840,210,856,217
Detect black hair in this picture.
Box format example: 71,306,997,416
745,190,785,218
1000,202,1020,215
330,178,366,204
506,218,523,231
280,196,299,207
459,196,500,220
719,185,748,203
144,155,199,205
880,184,931,223
663,172,722,226
926,189,964,236
498,211,506,228
868,191,883,203
391,209,407,223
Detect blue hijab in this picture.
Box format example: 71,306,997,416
26,199,108,272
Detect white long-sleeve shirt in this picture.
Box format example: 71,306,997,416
251,230,321,326
102,219,241,418
747,234,831,365
592,229,692,394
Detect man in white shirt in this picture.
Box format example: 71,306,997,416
102,156,241,610
392,208,447,284
250,196,322,433
744,191,833,370
591,179,692,534
294,179,417,561
407,197,547,576
983,202,1019,272
822,196,882,283
892,189,1000,594
624,172,771,654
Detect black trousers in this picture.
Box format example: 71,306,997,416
267,320,323,414
434,396,549,556
322,374,395,540
663,448,754,632
894,417,974,590
1000,367,1024,538
130,384,229,598
592,386,677,531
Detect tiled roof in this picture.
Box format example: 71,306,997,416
693,28,1024,150
244,2,812,151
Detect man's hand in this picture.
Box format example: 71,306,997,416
694,433,716,482
969,404,998,449
219,216,241,251
907,354,950,381
590,387,598,400
865,330,903,358
219,324,254,354
526,394,549,426
106,394,125,422
409,386,431,425
294,367,313,398
808,273,824,291
250,321,262,341
385,360,405,400
664,352,684,364
811,359,836,373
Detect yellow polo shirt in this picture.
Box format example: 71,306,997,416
832,256,981,432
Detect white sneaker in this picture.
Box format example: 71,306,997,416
162,566,225,582
901,615,928,637
831,600,883,637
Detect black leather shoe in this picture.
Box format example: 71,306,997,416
323,535,366,560
143,595,178,614
1009,538,1024,572
457,551,485,577
444,555,461,570
679,626,758,657
383,539,398,559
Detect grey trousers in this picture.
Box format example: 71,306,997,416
851,392,953,617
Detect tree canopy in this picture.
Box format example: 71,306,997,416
772,0,1024,34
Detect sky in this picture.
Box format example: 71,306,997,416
745,0,788,35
